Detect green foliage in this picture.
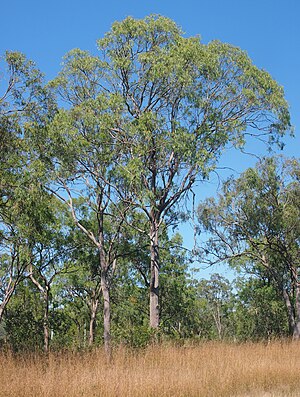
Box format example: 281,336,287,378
196,274,234,340
233,277,289,340
47,14,291,222
197,156,300,337
0,16,295,350
4,282,44,352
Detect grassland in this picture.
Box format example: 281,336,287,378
1,341,300,396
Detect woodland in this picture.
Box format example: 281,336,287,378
0,15,299,356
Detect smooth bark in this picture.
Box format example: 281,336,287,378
88,296,99,347
101,267,111,356
149,219,159,329
43,287,50,354
293,283,300,339
0,287,16,323
282,287,300,339
29,272,51,353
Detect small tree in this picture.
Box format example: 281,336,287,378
196,274,233,340
27,202,75,353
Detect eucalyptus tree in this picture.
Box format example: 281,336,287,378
58,231,105,348
0,51,55,322
0,51,55,196
197,157,300,337
232,276,288,340
95,15,291,328
47,56,134,353
26,199,76,353
46,15,291,332
196,274,233,340
0,232,28,322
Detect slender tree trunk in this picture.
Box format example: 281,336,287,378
150,219,159,329
0,304,5,323
101,267,111,356
98,238,111,356
97,206,112,358
29,271,50,353
213,305,222,340
283,288,296,337
0,296,12,323
0,280,18,323
293,283,300,339
43,286,50,354
88,296,99,347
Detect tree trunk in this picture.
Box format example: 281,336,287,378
0,304,5,323
0,281,18,323
29,271,50,354
293,283,300,339
150,220,159,329
213,305,222,340
88,297,99,347
283,288,297,337
43,287,50,354
99,241,111,355
97,207,111,358
101,268,111,356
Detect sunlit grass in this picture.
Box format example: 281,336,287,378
1,341,300,396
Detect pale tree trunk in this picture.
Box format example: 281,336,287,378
98,236,111,357
0,290,14,323
213,305,222,340
43,287,50,354
283,288,296,336
29,272,50,353
88,296,99,347
64,186,114,356
101,268,111,356
293,282,300,339
0,263,23,323
0,303,6,323
150,219,159,329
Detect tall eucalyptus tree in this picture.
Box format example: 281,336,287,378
96,15,291,328
46,15,291,333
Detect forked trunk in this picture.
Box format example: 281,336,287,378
150,220,159,329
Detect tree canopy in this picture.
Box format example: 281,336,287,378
197,156,300,337
0,15,296,352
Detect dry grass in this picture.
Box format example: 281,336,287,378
1,341,300,396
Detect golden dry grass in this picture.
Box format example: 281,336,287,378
1,341,300,396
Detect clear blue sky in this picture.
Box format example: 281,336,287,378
1,0,299,277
